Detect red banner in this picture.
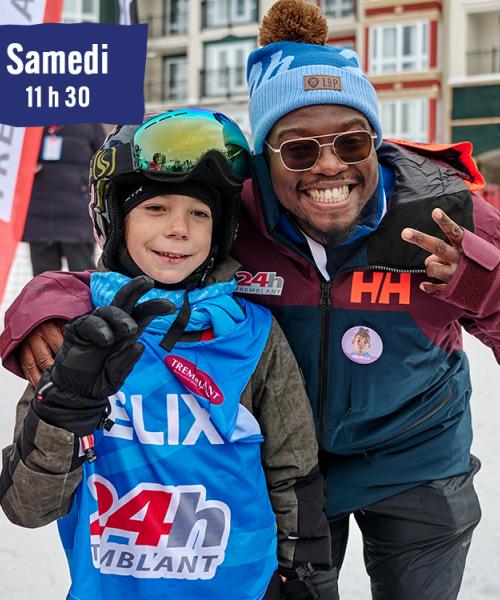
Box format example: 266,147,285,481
0,0,64,303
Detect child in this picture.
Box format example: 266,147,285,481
0,109,337,600
351,327,372,357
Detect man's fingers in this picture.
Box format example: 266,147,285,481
21,327,58,383
38,320,64,353
111,275,154,314
401,228,461,263
425,260,457,283
432,208,464,246
20,343,44,386
420,281,447,295
132,299,177,332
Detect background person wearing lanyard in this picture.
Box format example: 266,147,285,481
23,123,106,275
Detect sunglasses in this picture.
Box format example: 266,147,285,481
265,130,377,172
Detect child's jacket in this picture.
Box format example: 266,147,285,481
1,260,332,600
58,272,277,599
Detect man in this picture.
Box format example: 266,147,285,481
1,1,499,598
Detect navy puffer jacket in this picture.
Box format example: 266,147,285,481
23,123,105,244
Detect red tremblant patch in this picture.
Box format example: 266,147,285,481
164,355,224,405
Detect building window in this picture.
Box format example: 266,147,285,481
203,39,256,97
380,98,428,142
370,23,428,74
164,0,188,35
320,0,355,19
62,0,100,22
203,0,257,28
164,56,188,101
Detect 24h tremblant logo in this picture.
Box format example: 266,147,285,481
88,475,231,580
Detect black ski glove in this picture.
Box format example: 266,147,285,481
31,276,175,437
280,565,339,600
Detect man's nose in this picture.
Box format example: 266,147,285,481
310,143,348,176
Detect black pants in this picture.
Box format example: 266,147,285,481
263,571,281,599
330,456,481,600
29,241,95,275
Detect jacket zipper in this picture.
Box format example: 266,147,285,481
339,264,426,275
362,389,453,459
317,280,332,443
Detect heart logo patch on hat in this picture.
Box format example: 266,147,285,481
303,75,342,91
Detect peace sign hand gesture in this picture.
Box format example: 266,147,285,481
32,276,175,437
401,208,464,295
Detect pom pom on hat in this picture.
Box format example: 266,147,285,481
247,0,383,154
259,0,328,46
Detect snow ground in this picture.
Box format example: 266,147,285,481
0,246,498,599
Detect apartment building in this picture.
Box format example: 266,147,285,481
139,0,357,134
138,0,446,145
445,0,500,203
60,0,500,197
363,0,442,143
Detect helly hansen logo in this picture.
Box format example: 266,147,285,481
350,271,411,305
165,356,223,405
88,476,230,579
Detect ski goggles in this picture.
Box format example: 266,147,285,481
90,108,252,186
265,130,377,172
133,108,251,179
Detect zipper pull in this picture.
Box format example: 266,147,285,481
362,450,373,463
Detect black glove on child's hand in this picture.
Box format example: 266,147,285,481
32,276,175,437
280,565,339,600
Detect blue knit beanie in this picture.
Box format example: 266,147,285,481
247,0,382,154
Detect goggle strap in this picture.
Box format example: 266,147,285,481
114,143,136,177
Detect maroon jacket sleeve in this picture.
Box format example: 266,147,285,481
436,194,500,362
0,271,93,377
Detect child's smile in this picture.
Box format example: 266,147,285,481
125,194,213,285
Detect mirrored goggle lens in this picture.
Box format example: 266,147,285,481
133,108,251,179
281,131,374,170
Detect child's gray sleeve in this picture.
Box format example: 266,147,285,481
242,317,332,571
0,383,82,528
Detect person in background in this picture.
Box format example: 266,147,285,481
23,123,105,275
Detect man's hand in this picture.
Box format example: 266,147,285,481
401,208,464,294
21,320,64,387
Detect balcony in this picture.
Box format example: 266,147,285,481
467,48,500,76
202,0,257,29
201,67,247,98
320,0,355,19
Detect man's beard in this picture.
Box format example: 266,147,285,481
293,212,360,246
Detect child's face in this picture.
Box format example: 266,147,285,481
125,194,213,285
352,335,370,355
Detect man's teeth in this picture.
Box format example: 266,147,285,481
308,185,350,203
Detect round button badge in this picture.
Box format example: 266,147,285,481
342,326,383,364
